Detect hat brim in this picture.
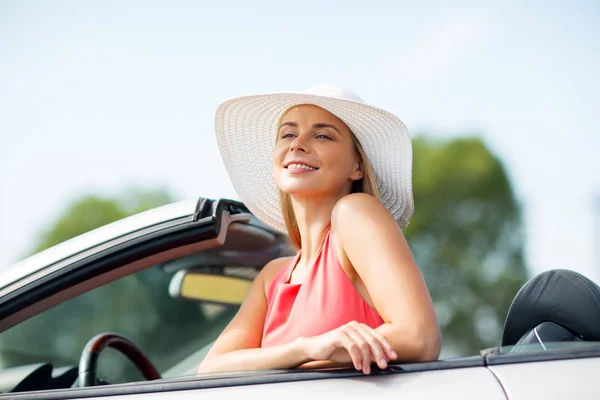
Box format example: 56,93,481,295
215,91,414,233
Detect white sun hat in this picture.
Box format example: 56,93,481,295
214,84,414,233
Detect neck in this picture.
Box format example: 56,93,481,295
290,190,348,262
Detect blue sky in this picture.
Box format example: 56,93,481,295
1,1,599,282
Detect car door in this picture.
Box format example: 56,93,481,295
486,345,600,399
158,366,507,400
19,358,507,400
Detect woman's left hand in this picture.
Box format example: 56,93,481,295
299,320,397,374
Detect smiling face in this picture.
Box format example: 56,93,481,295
273,104,364,198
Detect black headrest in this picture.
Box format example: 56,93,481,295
502,269,600,346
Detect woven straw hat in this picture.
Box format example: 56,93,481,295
215,84,414,233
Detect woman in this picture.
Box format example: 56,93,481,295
198,84,441,375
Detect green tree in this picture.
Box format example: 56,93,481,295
405,136,528,356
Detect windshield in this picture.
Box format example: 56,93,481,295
0,265,238,383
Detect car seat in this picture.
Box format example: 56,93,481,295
502,269,600,348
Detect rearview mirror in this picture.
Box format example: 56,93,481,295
169,270,252,307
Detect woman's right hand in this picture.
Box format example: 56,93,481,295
298,321,398,374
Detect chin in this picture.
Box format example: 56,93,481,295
277,185,316,196
276,180,325,196
275,175,341,198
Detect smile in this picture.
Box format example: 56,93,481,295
285,163,319,171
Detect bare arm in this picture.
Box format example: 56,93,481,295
197,257,313,373
198,338,312,373
332,193,442,362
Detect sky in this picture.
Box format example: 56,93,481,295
1,1,599,283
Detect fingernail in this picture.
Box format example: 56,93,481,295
391,351,398,359
380,359,388,368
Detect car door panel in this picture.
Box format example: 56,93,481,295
489,357,600,399
80,367,507,400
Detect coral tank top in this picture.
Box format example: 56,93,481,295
261,229,384,347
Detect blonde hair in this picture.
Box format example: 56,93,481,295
278,131,380,250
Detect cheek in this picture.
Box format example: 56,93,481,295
321,146,355,170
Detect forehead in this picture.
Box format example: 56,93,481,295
281,104,344,125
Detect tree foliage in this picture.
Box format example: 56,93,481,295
404,136,528,356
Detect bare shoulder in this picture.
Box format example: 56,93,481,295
331,193,394,231
330,193,406,279
261,256,293,276
259,256,294,291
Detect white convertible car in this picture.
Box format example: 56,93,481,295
0,197,598,399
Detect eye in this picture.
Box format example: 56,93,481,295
316,133,333,140
280,132,297,139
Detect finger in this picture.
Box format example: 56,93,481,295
343,327,373,374
346,324,388,369
335,331,363,371
353,326,387,369
357,324,397,361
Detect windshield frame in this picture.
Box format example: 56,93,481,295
0,200,199,293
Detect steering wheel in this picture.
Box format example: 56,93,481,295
78,332,161,387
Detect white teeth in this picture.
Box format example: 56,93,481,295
287,163,317,170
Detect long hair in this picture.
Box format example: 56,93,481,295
278,130,381,250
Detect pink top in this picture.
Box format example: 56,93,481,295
261,229,385,347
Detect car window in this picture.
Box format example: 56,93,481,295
0,265,238,384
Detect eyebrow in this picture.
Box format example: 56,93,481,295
279,122,298,129
313,123,341,135
279,121,342,135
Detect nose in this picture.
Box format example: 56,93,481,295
290,135,308,153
